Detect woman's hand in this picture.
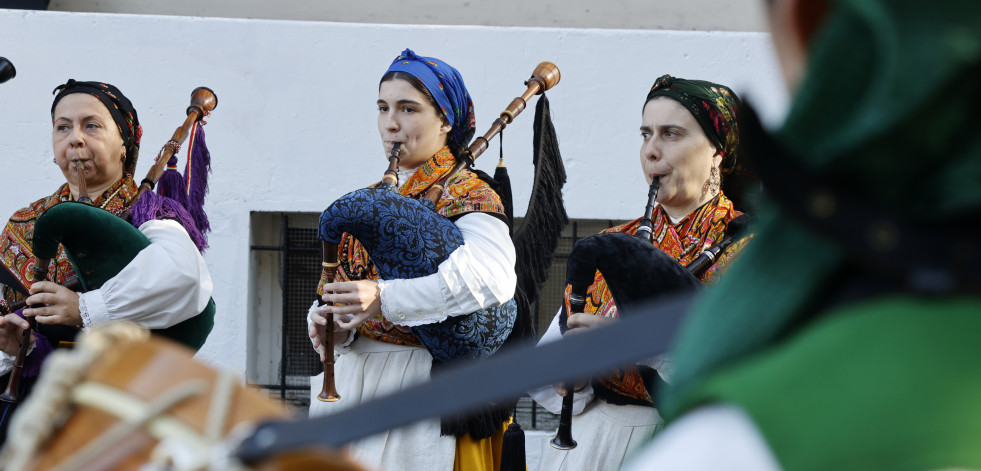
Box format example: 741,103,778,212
321,281,382,330
549,312,614,397
308,303,355,363
553,381,589,397
565,312,615,332
0,313,34,356
23,281,81,326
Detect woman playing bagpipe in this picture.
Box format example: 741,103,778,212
0,80,215,445
306,49,519,470
528,75,750,471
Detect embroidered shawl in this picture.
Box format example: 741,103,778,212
565,192,747,404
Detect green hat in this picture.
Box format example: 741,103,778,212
664,0,981,417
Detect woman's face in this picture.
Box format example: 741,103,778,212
377,78,452,169
52,93,126,192
639,97,722,215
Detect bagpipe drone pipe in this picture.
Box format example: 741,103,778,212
0,88,220,435
316,61,566,441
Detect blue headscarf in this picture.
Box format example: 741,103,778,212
384,48,475,155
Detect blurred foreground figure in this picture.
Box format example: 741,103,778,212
624,0,981,470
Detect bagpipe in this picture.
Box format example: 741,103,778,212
0,322,371,471
550,177,752,450
315,61,567,439
0,88,220,425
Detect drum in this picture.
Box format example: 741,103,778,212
0,323,368,471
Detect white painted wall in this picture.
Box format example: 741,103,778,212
49,0,769,32
0,9,787,374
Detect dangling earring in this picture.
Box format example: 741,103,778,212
709,166,721,196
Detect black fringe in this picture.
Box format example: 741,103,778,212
438,94,569,442
509,93,569,347
493,165,515,233
439,397,515,439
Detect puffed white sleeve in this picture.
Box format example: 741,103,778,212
76,219,213,329
377,212,516,327
620,404,783,471
527,309,596,415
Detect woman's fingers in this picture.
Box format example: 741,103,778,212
1,313,29,330
336,311,374,330
566,313,614,331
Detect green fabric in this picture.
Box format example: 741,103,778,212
32,201,214,351
34,202,150,291
685,296,981,471
155,298,215,352
665,0,981,417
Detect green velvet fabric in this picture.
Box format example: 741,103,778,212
32,201,214,351
155,298,215,352
34,202,150,291
686,297,981,471
665,0,981,416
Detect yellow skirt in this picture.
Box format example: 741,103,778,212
453,418,516,471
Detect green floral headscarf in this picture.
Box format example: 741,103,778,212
646,75,741,174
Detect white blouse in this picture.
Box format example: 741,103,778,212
620,404,782,471
378,212,517,326
528,310,673,415
0,219,213,375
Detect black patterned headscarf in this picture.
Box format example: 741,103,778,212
646,75,741,174
51,79,142,174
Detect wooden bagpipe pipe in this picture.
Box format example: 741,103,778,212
0,87,220,412
549,180,753,449
315,60,565,411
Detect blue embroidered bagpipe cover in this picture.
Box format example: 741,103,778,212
318,188,517,365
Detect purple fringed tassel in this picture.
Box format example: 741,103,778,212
129,191,208,252
157,155,189,210
184,122,212,240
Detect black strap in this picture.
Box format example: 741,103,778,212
235,293,693,462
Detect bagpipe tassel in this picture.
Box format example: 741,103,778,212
494,131,514,232
500,418,527,471
156,155,189,210
128,191,208,253
129,121,212,253
184,121,212,238
509,92,569,347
